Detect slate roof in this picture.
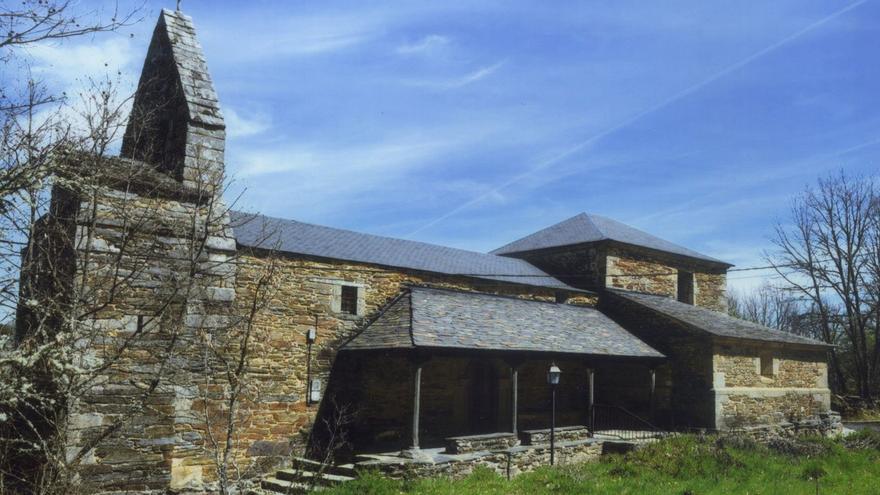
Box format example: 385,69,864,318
230,211,583,292
607,289,831,348
157,9,224,128
343,287,665,358
492,213,731,266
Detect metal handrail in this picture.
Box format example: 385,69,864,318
591,404,668,441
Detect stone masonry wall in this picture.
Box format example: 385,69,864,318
512,242,728,312
604,245,728,313
39,159,239,494
713,342,830,429
599,294,716,428
227,252,593,467
360,439,603,480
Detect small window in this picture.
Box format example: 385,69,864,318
677,270,694,305
760,354,774,377
340,285,358,315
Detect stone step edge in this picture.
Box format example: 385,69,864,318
276,469,356,484
290,456,358,477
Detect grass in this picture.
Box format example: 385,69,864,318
327,432,880,495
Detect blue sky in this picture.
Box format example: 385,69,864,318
22,0,880,291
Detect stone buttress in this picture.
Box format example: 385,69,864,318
60,9,237,493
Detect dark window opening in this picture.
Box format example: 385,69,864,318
760,354,774,377
677,271,694,305
340,285,358,315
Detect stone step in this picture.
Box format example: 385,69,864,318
521,425,590,445
261,476,322,494
276,469,356,486
290,456,358,477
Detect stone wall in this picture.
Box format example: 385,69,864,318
360,439,603,480
20,157,240,494
713,342,830,429
227,252,592,465
507,245,605,290
599,294,715,428
604,245,728,313
508,242,728,312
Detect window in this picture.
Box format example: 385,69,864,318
677,270,694,305
340,285,358,315
760,354,775,377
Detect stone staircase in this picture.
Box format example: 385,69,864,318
261,457,357,493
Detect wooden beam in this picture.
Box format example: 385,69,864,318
587,368,595,432
511,366,519,434
412,362,422,449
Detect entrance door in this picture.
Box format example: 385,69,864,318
467,360,499,434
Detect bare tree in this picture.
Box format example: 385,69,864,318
727,282,801,333
768,171,879,398
0,5,282,493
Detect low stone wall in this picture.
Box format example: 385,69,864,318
445,432,520,454
359,439,603,480
721,411,843,441
521,425,590,445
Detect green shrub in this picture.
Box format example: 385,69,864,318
325,434,880,495
843,429,880,450
767,435,838,457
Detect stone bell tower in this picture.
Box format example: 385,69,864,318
54,9,238,493
121,8,226,191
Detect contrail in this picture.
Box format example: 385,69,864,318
406,0,868,237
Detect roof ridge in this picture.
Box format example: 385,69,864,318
233,210,528,261
409,285,592,310
491,211,731,266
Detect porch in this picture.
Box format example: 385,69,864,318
315,287,669,460
330,351,667,456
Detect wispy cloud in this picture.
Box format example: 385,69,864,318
396,34,451,55
405,0,868,236
224,107,271,138
27,37,138,86
204,12,385,61
402,61,505,90
226,119,512,222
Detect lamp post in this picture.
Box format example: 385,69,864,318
547,362,562,465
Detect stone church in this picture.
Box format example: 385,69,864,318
19,9,836,494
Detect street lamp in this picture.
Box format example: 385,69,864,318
547,362,562,465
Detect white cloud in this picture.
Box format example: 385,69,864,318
403,61,505,91
16,37,139,152
205,12,386,61
226,120,510,220
235,137,449,178
27,37,138,86
224,107,271,138
396,34,451,55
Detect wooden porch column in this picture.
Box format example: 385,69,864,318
511,366,518,434
587,368,595,432
504,356,524,435
411,361,423,449
649,367,656,421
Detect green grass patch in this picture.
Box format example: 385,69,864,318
328,434,880,494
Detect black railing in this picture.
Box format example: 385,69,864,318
591,404,669,441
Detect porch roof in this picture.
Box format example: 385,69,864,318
606,289,832,348
342,287,665,359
